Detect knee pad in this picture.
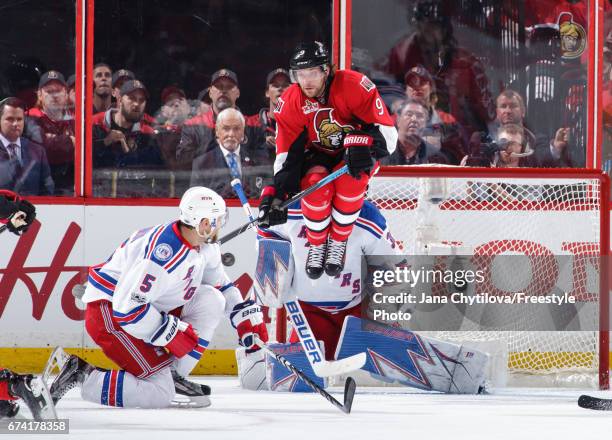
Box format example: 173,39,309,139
301,172,333,205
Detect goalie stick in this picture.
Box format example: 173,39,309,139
230,179,366,377
255,336,356,414
220,165,349,245
578,395,612,411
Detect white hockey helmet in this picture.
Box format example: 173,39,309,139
179,187,228,240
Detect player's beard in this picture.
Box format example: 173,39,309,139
121,105,144,124
215,96,232,112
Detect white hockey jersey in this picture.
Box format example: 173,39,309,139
82,221,241,342
257,201,400,312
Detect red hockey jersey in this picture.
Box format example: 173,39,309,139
273,69,395,174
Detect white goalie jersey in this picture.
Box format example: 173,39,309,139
256,200,400,312
82,221,242,342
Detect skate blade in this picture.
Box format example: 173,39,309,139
171,394,211,408
42,347,70,383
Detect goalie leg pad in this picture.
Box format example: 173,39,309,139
236,347,268,391
335,317,488,394
265,342,327,392
253,238,296,308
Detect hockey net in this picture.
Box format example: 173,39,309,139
271,167,609,388
365,166,610,389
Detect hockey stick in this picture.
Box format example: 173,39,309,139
578,395,612,410
219,165,349,245
230,178,366,377
255,336,356,414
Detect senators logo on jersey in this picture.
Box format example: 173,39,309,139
312,108,354,152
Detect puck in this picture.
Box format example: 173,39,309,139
222,252,235,266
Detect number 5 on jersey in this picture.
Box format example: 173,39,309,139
140,274,157,292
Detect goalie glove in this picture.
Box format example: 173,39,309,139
343,132,375,179
230,299,269,352
257,186,288,228
149,313,199,358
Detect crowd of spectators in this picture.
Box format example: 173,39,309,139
0,0,597,198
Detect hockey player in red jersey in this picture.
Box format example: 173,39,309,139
258,41,398,280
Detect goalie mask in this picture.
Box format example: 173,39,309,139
179,186,228,242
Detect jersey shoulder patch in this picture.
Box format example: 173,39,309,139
144,223,187,268
274,84,300,116
355,201,387,238
359,75,375,92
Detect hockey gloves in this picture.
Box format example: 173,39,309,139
0,190,36,236
343,132,375,179
230,299,269,353
257,186,288,228
150,313,200,358
7,200,36,236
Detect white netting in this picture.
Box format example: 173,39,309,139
367,168,606,386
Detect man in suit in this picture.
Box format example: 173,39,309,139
0,97,54,196
190,108,271,199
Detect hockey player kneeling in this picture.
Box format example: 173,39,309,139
48,187,268,409
237,200,488,394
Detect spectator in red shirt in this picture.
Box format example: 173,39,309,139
249,68,291,163
92,79,162,172
24,71,75,196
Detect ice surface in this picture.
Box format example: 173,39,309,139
16,377,612,440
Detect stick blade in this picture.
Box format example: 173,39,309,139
312,352,367,377
341,377,356,414
578,394,612,411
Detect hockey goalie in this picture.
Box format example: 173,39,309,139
237,198,489,394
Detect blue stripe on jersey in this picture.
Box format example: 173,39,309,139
88,274,114,297
167,249,190,274
150,314,170,342
355,221,382,239
358,200,387,230
116,371,125,407
101,371,110,406
113,304,151,326
218,283,234,292
188,338,210,360
147,223,185,267
143,225,165,260
257,228,285,240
